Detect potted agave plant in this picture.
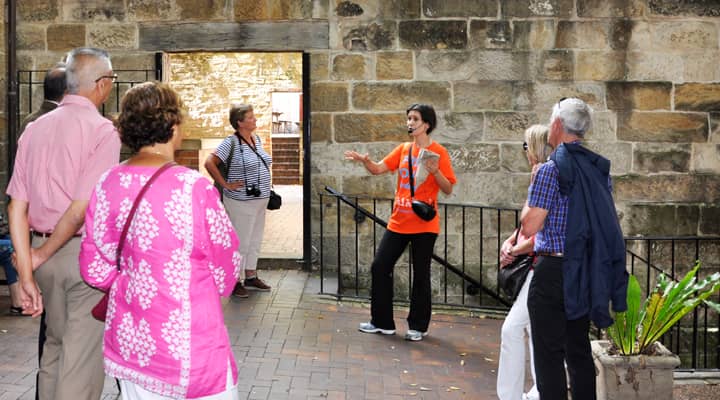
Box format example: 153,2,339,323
592,261,720,400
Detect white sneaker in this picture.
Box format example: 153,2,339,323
358,322,395,335
404,329,428,341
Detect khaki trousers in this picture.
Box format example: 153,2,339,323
33,237,105,400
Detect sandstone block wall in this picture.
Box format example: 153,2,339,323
1,0,719,245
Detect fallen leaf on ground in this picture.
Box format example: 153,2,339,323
449,386,460,390
484,357,494,362
460,360,465,366
459,352,467,356
420,387,432,391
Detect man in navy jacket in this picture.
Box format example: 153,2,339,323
520,97,628,399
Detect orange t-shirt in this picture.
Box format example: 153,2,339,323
382,141,457,234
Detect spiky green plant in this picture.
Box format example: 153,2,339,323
607,261,720,356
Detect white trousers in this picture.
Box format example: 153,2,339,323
119,361,238,400
224,197,268,275
497,270,539,400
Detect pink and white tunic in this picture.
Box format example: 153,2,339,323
79,165,241,399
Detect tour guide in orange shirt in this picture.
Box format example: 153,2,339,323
344,103,456,342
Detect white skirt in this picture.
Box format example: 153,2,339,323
119,361,238,400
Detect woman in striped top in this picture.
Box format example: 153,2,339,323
205,104,273,298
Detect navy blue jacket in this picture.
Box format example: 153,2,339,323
551,143,628,328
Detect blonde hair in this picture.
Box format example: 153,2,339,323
524,124,552,164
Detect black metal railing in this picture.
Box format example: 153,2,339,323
317,188,720,370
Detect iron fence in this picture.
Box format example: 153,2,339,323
317,188,720,370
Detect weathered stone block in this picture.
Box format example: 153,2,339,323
582,111,616,142
676,83,720,112
434,112,485,144
623,205,699,236
89,25,137,50
424,0,496,17
501,0,573,17
512,20,555,50
107,53,156,70
454,172,530,207
607,82,671,111
625,51,684,81
539,50,573,81
648,0,720,17
376,51,413,80
332,54,368,80
270,0,313,20
614,174,720,203
128,0,174,21
335,1,365,17
575,51,626,81
629,21,718,52
610,19,633,50
379,0,421,19
352,82,451,111
617,112,708,143
712,113,720,143
484,112,539,141
234,0,269,20
47,24,86,52
139,22,329,51
311,112,332,143
683,51,720,82
700,206,720,235
531,83,606,112
311,83,348,112
512,81,535,111
334,113,406,143
693,144,720,174
470,21,513,50
398,21,467,50
177,0,229,20
584,142,632,175
340,21,396,51
633,143,691,173
16,25,46,51
454,81,513,112
310,52,329,81
577,0,645,18
445,144,500,173
556,21,610,50
501,143,532,173
18,0,59,22
63,0,125,22
425,50,535,81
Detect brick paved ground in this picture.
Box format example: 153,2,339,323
1,269,717,399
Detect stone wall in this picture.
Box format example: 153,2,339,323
2,0,719,244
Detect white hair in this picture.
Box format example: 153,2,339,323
550,97,593,137
65,47,112,94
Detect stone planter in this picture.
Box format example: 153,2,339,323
592,340,681,400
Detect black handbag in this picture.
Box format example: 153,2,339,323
407,144,436,221
498,228,533,302
238,134,282,210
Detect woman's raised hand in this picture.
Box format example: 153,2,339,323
344,150,368,163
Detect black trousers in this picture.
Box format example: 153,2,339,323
370,230,437,332
527,256,596,400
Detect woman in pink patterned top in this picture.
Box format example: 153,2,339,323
79,82,241,399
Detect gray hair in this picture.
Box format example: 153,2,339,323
549,97,592,137
65,48,112,94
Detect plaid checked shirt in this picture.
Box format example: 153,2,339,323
528,160,567,254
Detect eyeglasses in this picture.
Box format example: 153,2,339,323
522,142,528,151
94,74,118,83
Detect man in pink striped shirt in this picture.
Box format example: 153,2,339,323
7,47,121,400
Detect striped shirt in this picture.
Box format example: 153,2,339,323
214,134,272,201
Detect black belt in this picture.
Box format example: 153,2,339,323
32,231,81,238
536,251,564,258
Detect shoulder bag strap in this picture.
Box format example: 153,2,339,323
224,137,236,174
407,143,415,198
115,162,176,269
237,133,271,172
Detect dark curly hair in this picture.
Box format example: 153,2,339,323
116,82,185,152
406,103,437,134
